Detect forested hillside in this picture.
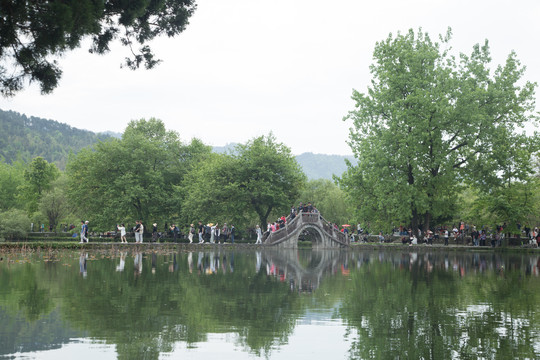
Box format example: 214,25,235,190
214,144,355,180
1,109,355,178
0,109,111,169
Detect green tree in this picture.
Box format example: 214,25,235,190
0,160,25,211
297,179,350,225
39,176,70,232
0,0,196,96
181,152,246,227
235,135,306,228
65,118,210,230
182,135,306,230
341,28,538,233
18,157,60,215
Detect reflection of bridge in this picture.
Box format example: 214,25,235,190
260,249,349,292
263,212,350,248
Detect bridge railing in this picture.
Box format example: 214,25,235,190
317,213,349,245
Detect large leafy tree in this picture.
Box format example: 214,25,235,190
18,156,60,214
340,28,538,233
182,135,306,230
39,175,71,231
235,135,306,228
0,160,25,211
65,118,209,230
181,152,245,227
0,0,197,96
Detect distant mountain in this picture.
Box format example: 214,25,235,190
295,152,356,180
0,109,112,169
98,130,122,139
212,144,355,180
0,109,355,178
212,143,238,154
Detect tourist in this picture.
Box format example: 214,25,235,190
188,224,195,243
210,223,217,243
255,224,263,244
230,225,236,243
85,221,90,242
117,223,127,243
80,221,88,243
152,223,158,243
221,223,229,244
170,224,179,242
426,229,433,245
198,221,204,243
480,230,486,246
135,220,144,243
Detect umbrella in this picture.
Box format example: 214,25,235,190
342,224,351,227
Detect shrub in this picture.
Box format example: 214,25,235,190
0,209,30,241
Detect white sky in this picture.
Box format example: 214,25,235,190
2,0,539,155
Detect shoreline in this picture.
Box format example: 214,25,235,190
1,241,538,253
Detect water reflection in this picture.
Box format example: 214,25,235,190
0,248,539,359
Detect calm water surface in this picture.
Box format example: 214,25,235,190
0,248,539,359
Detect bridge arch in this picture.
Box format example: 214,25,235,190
263,212,349,248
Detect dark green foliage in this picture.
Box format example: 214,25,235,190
0,109,111,169
0,0,196,96
183,135,306,230
65,118,212,231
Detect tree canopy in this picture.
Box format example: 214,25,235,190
65,118,211,230
0,0,197,96
340,28,539,233
182,134,306,230
19,156,60,215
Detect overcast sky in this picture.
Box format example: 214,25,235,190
2,0,539,155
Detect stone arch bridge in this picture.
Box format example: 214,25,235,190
263,212,350,248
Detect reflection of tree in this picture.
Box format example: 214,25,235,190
58,250,302,359
339,252,540,359
0,261,79,355
0,250,539,359
15,265,54,321
0,308,80,356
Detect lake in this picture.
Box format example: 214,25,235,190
1,248,539,359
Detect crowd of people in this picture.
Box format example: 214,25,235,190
73,211,540,248
392,222,540,247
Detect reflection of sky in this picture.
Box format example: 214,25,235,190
16,319,355,359
171,320,354,359
10,339,117,360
